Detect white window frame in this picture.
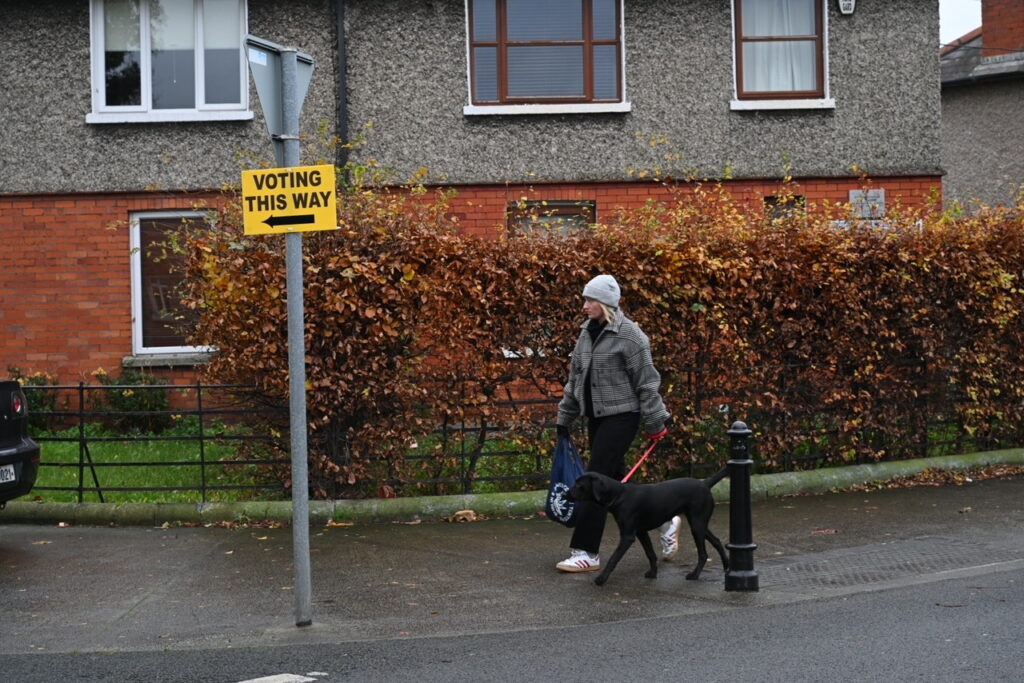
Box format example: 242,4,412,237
463,0,632,116
87,0,253,124
729,0,835,111
129,210,212,357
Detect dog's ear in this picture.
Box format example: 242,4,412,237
576,473,595,498
583,473,614,506
593,474,611,505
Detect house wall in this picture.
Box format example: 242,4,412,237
942,79,1024,207
1,0,945,384
0,0,339,195
0,191,221,383
345,0,942,185
983,0,1024,57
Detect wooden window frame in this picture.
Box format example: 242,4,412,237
734,0,825,100
468,0,623,106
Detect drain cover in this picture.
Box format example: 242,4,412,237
760,536,1024,592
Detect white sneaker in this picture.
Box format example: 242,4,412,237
555,549,600,573
660,516,681,560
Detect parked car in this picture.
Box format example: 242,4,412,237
0,381,39,508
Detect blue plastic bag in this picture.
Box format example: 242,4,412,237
545,434,585,527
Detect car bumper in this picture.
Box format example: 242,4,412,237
0,438,40,504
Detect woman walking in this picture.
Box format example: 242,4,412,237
554,274,679,572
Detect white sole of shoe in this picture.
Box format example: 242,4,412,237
555,561,600,573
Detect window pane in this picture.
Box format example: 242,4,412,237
508,46,584,97
473,47,498,101
741,0,816,37
742,40,817,91
509,201,595,236
506,0,582,41
140,218,198,348
203,0,241,104
593,0,617,40
593,45,618,99
472,0,496,41
151,0,195,109
104,0,142,106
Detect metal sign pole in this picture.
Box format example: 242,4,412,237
279,47,313,628
245,34,318,629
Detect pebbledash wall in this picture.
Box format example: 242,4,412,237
346,0,943,188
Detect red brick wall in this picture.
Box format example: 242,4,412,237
983,0,1024,57
0,191,220,385
1,175,940,382
444,175,942,236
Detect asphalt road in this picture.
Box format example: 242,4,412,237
2,476,1023,682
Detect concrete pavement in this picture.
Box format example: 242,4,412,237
2,466,1023,656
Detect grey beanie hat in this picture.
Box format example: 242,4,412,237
583,274,621,308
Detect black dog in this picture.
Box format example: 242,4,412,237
567,469,730,586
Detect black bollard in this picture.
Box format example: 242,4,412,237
724,421,759,591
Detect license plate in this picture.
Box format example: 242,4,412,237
0,464,15,484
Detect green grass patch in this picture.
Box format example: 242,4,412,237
32,418,285,503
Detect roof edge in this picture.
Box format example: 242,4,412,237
941,27,983,56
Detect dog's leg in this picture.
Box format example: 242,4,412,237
685,519,710,580
594,533,635,586
706,529,729,573
637,530,658,579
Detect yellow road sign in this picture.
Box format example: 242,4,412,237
242,164,338,235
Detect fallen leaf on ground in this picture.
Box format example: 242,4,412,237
445,509,485,523
827,465,1024,495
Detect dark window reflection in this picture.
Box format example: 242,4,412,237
105,50,141,106
140,217,200,348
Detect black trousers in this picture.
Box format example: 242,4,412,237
569,411,641,555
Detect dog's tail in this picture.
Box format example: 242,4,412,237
703,466,729,489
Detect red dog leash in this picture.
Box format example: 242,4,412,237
621,429,667,483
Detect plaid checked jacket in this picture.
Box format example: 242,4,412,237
556,314,669,436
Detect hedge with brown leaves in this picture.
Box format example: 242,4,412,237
179,176,1024,497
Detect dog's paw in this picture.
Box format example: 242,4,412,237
645,569,658,579
685,571,701,580
594,574,608,586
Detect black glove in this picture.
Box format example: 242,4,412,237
556,424,570,438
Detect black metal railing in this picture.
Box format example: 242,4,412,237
21,361,1024,502
27,382,289,503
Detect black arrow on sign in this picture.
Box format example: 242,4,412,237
263,214,316,228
